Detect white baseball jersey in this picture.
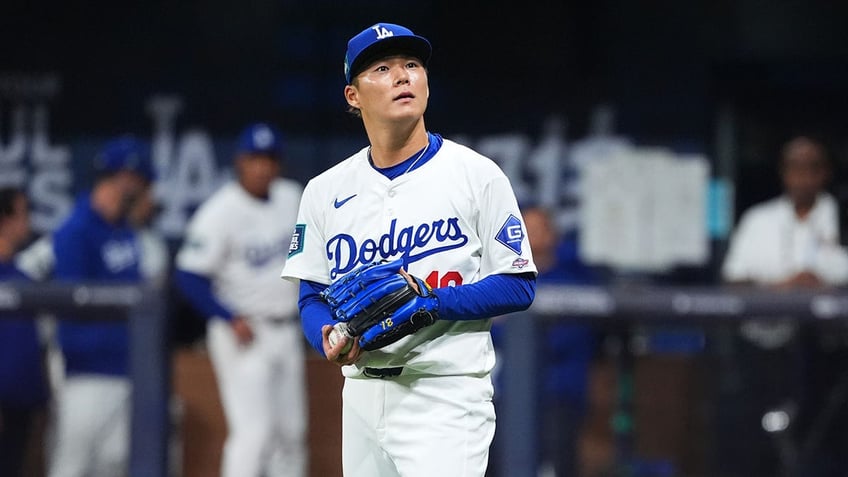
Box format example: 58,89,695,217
281,138,536,377
177,178,302,319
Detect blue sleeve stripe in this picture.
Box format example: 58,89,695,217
173,269,233,321
299,280,335,356
433,272,536,321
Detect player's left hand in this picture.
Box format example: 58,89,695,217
322,324,362,365
231,316,255,346
321,258,439,351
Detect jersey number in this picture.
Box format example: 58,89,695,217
425,270,463,289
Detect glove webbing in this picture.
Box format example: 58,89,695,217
321,260,399,307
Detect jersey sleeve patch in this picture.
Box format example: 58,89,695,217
511,257,530,269
288,224,306,258
495,214,524,255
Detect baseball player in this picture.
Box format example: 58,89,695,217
47,136,153,477
174,123,306,477
280,23,537,477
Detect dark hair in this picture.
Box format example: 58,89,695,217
780,135,830,166
0,187,23,219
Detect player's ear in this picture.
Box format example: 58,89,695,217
344,84,360,109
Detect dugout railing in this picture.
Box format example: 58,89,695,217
4,282,848,476
0,282,169,477
498,284,848,477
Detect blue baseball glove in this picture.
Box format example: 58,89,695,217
320,259,439,351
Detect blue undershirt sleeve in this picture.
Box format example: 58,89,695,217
173,269,234,321
432,272,536,321
298,273,535,355
299,280,335,356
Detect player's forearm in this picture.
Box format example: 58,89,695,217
433,272,536,321
173,269,234,321
299,280,336,355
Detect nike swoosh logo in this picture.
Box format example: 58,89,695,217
333,194,357,209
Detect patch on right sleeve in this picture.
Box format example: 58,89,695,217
288,224,306,258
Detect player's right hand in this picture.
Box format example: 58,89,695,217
322,324,361,365
231,316,255,346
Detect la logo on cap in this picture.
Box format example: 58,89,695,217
372,25,394,40
253,126,274,148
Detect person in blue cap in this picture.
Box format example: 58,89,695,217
174,123,306,477
47,135,153,477
0,186,50,477
281,23,536,477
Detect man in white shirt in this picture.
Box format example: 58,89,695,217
718,136,848,476
723,136,848,288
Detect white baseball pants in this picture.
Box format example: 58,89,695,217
207,318,307,477
48,375,130,477
342,373,495,477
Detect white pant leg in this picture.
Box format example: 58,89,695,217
265,322,307,477
91,384,130,477
208,319,280,477
387,374,495,477
342,374,495,477
342,379,402,477
48,376,130,477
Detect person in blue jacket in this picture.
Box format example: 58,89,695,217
527,206,600,477
491,205,601,477
47,136,154,477
0,186,49,477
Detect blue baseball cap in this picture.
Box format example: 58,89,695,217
94,135,155,182
236,122,284,159
344,23,432,84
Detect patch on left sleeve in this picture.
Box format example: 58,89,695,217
495,214,524,255
288,224,306,258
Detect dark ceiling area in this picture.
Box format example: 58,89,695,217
1,0,846,149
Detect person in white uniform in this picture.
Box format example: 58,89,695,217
281,23,537,477
718,135,848,476
174,123,306,477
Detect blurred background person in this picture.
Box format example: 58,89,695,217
17,183,166,287
526,205,602,477
718,135,848,477
173,122,306,477
47,136,154,477
723,135,848,288
490,205,601,477
0,187,50,477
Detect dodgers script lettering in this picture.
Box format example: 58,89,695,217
326,217,468,279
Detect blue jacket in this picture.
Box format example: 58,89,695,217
0,262,49,406
53,194,142,376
